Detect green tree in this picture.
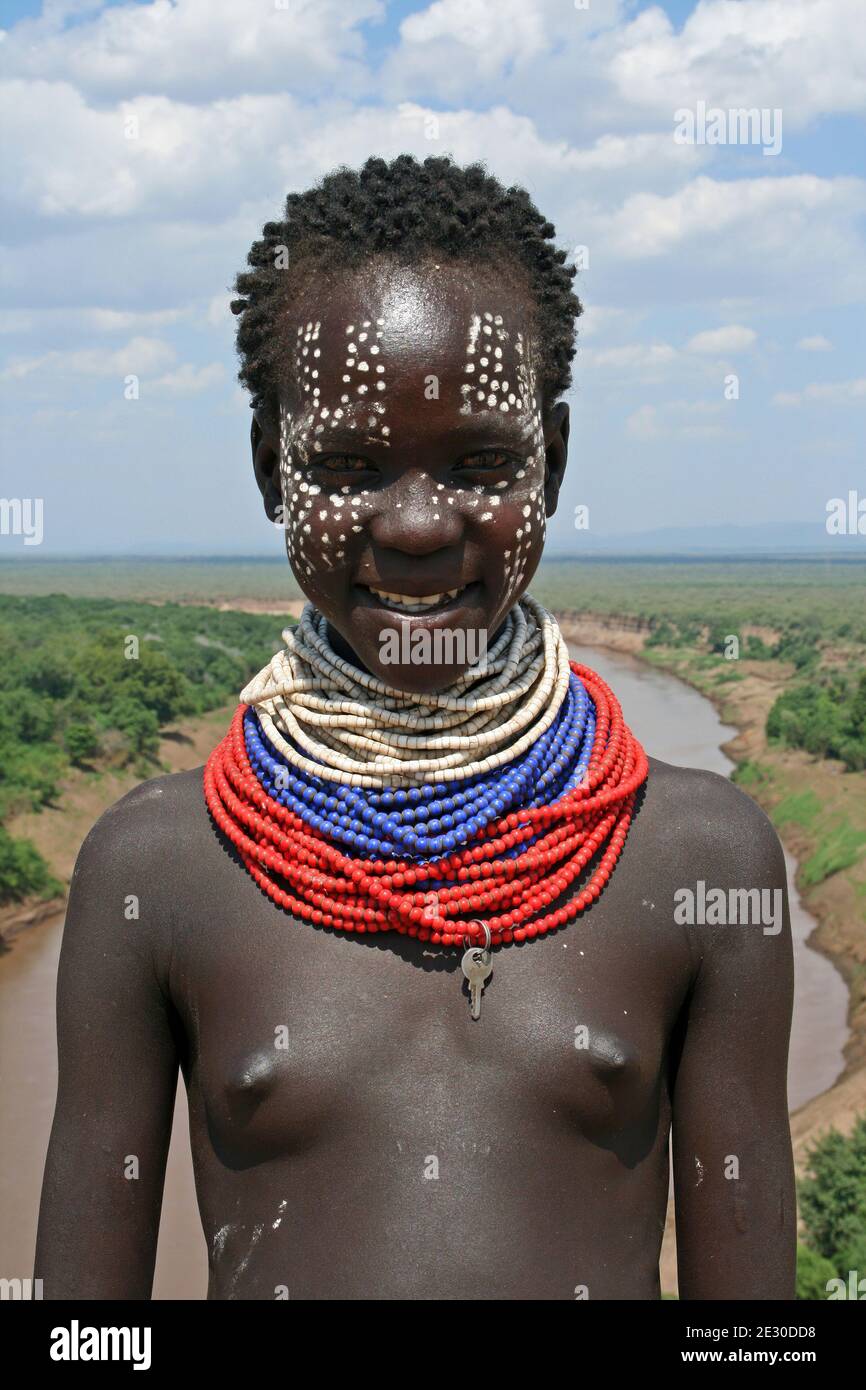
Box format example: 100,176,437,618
798,1116,866,1265
0,827,62,905
72,634,194,726
64,722,100,767
795,1243,838,1300
109,697,160,759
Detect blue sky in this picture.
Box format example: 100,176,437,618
1,0,864,555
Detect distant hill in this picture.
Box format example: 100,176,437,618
549,521,865,557
4,521,864,562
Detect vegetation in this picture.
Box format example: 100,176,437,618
731,760,771,791
533,556,866,646
1,555,863,902
801,820,866,888
771,790,822,830
0,826,62,904
767,672,866,772
796,1115,866,1298
1,556,864,643
0,594,288,902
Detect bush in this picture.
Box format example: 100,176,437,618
64,722,100,767
745,634,774,660
0,827,62,905
767,672,866,771
109,698,160,759
731,760,770,789
798,1115,866,1265
773,628,822,672
795,1243,839,1300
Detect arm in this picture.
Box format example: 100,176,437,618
671,774,796,1300
35,784,180,1299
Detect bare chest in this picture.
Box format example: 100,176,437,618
172,882,691,1167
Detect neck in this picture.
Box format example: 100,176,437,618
324,610,515,695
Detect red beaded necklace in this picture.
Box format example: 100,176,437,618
204,662,648,976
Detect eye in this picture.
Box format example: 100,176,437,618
455,450,520,472
316,454,373,473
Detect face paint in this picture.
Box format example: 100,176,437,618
279,314,393,582
457,310,547,615
500,328,547,610
269,263,562,693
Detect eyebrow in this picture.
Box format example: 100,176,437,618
293,414,537,450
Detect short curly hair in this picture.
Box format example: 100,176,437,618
232,155,582,414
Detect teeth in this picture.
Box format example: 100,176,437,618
369,586,464,610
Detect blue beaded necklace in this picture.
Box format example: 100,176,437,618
243,669,596,863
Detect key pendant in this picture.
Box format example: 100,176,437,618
461,946,493,1020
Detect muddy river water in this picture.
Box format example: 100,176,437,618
0,646,849,1297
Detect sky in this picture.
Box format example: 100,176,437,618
1,0,864,556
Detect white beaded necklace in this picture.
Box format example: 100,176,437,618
240,595,571,790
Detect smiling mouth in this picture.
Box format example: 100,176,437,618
360,584,472,615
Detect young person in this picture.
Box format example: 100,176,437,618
35,156,795,1300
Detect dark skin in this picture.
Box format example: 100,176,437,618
35,259,796,1300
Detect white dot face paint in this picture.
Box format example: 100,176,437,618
455,311,548,615
279,310,392,593
273,272,556,693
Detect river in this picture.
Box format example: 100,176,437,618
0,646,849,1298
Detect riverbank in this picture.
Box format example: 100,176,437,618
0,705,232,951
556,610,866,1133
2,597,862,1300
7,604,861,1108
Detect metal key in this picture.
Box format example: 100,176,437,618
461,946,492,1020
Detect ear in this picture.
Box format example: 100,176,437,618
251,407,282,522
542,401,569,517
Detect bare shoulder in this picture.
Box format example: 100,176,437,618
641,755,785,882
74,767,210,880
639,757,791,985
67,768,215,960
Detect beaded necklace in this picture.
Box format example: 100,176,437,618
205,596,648,1018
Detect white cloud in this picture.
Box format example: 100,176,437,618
207,293,236,326
582,342,678,371
625,404,660,439
687,325,756,354
773,377,866,405
575,305,631,340
625,397,727,440
0,81,309,221
86,307,186,332
599,174,865,260
585,173,866,312
399,0,550,72
608,0,866,127
0,306,185,338
0,0,383,100
1,0,864,548
669,400,725,417
386,0,866,135
150,362,225,395
0,79,711,238
2,335,176,380
385,0,624,111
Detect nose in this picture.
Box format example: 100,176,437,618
367,469,464,556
